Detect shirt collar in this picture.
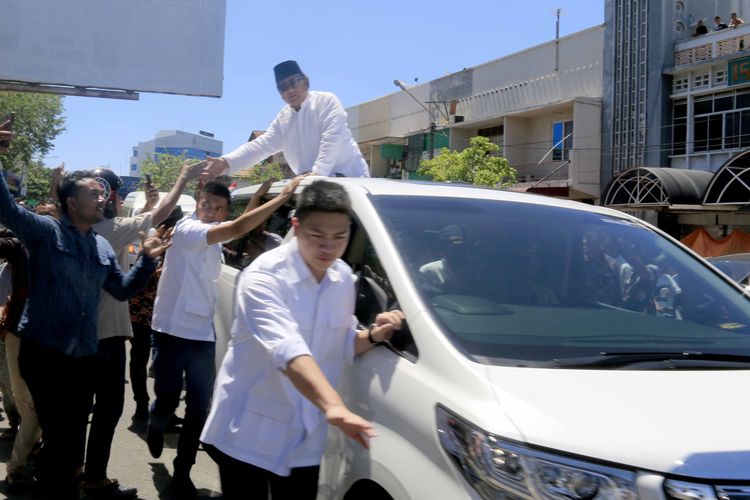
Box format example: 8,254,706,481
61,215,95,237
286,238,342,284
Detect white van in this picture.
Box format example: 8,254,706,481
121,191,196,218
216,178,750,500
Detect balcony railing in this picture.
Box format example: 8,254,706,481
674,25,750,67
512,160,570,183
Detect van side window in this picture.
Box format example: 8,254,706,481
346,225,418,361
222,195,295,271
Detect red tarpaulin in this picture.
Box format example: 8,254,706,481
681,227,750,257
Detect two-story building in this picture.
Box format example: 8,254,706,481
347,25,605,202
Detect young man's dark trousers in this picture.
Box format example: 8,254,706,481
151,331,215,476
129,323,153,413
19,339,96,500
84,335,127,481
203,444,319,500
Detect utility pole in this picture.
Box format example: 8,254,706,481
555,7,561,72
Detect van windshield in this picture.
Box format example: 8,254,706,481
372,195,750,368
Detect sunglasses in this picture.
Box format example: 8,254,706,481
277,76,306,93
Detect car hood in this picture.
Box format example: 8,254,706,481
485,367,750,479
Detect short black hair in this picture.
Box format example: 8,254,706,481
294,180,351,222
57,170,95,216
200,181,231,206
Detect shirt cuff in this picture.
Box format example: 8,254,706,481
219,156,233,175
273,335,312,371
344,327,357,364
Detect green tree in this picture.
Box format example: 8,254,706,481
242,162,285,185
24,160,55,202
0,91,66,172
417,136,517,187
140,152,200,196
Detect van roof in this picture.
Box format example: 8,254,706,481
123,191,196,213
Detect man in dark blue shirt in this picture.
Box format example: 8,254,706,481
0,134,168,498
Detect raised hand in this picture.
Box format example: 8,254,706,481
279,174,307,199
140,226,174,259
182,159,207,182
201,156,229,182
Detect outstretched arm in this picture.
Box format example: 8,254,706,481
284,354,375,449
206,175,304,245
150,160,205,225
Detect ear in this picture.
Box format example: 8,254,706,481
291,217,300,235
66,196,78,214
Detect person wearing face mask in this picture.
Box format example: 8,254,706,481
202,60,370,180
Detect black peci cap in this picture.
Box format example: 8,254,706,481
274,60,304,83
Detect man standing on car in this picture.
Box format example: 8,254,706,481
202,60,370,180
81,161,203,500
147,176,303,499
201,180,403,499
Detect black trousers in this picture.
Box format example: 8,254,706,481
85,336,127,481
129,323,152,407
204,444,320,500
19,339,96,500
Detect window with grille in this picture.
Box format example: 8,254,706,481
694,74,710,88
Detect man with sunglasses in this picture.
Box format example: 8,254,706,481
203,60,370,180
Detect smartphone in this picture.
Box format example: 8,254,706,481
0,113,15,148
144,173,152,187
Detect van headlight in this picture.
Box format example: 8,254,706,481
436,405,637,499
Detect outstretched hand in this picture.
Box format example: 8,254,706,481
201,156,229,183
182,159,207,182
325,404,376,449
279,174,308,200
139,226,174,259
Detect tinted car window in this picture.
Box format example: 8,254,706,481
372,195,750,367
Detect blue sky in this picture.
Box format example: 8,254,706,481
47,0,604,175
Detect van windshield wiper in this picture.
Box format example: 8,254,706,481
552,351,750,369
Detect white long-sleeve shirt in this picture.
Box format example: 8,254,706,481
222,91,370,178
200,239,358,476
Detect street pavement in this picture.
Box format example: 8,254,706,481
0,354,222,500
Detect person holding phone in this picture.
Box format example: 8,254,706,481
81,161,204,500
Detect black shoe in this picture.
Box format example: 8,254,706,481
132,404,148,422
167,475,196,500
84,478,138,499
5,472,32,494
147,424,164,458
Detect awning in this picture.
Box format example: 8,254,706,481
602,167,713,208
703,148,750,205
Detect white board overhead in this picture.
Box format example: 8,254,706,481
0,0,226,98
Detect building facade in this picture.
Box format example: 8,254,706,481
130,129,222,176
347,25,604,201
602,0,750,238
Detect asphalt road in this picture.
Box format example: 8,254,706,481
0,353,222,500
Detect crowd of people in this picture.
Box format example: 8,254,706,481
694,12,744,36
0,59,403,500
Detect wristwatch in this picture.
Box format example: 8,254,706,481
367,323,382,345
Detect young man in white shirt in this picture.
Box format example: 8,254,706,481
200,180,404,499
147,178,302,499
202,60,370,180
